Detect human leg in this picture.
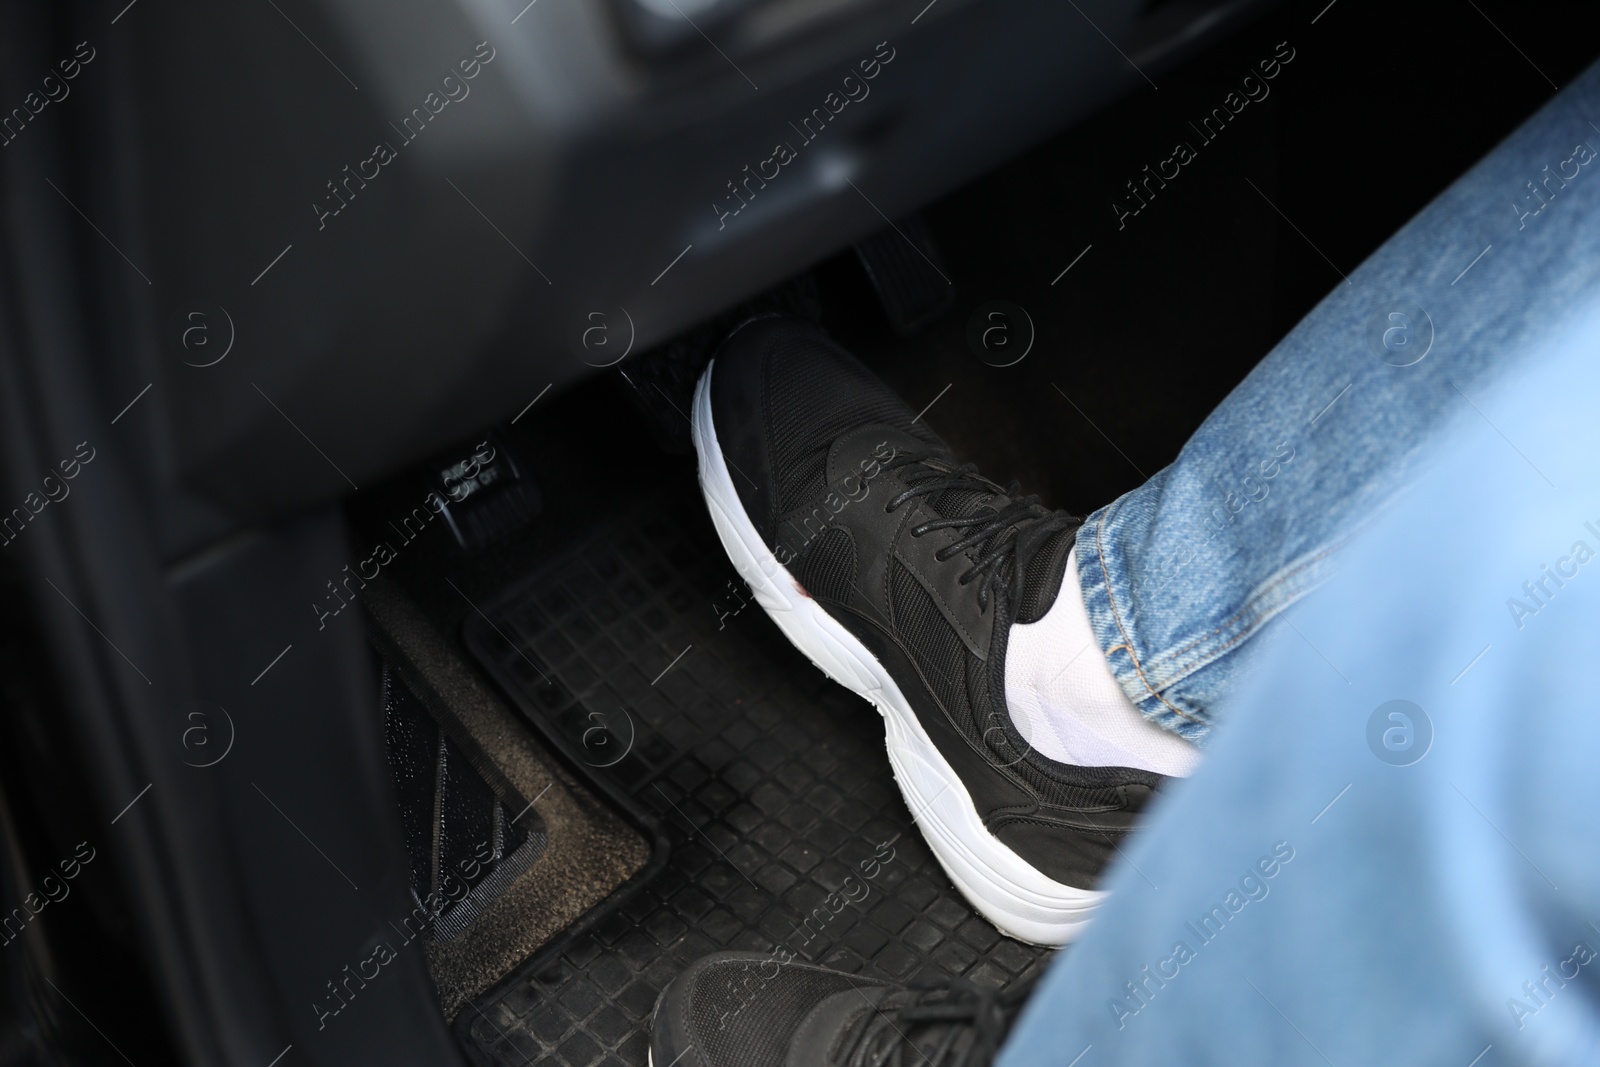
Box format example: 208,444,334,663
999,294,1600,1066
1077,57,1600,742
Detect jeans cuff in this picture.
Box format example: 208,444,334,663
1075,500,1215,746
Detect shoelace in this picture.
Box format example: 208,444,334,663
883,451,1078,611
833,974,1036,1067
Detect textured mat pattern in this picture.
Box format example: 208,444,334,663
458,474,1049,1066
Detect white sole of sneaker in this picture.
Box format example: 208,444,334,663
691,361,1104,947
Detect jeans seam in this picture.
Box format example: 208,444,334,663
1092,510,1206,724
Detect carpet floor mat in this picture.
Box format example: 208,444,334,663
363,580,652,1020
456,469,1050,1067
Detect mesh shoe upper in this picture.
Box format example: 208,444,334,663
706,316,1163,889
649,951,893,1067
650,951,1030,1067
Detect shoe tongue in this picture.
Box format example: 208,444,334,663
784,987,892,1067
909,455,1006,522
913,468,1078,625
1013,521,1078,625
789,987,979,1067
925,485,1001,520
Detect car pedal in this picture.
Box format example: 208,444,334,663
852,213,954,335
613,273,823,453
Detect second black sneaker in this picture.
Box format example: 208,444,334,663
691,316,1165,946
649,950,1033,1067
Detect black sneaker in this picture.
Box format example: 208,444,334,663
690,316,1164,945
649,951,1032,1067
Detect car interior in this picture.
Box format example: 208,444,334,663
2,0,1597,1062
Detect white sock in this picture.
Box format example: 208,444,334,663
1004,549,1201,777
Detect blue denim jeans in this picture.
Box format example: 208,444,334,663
998,59,1600,1067
1001,297,1600,1065
1074,56,1600,744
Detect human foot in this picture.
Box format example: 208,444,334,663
691,316,1180,945
649,950,1031,1067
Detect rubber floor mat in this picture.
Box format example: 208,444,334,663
458,470,1050,1066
